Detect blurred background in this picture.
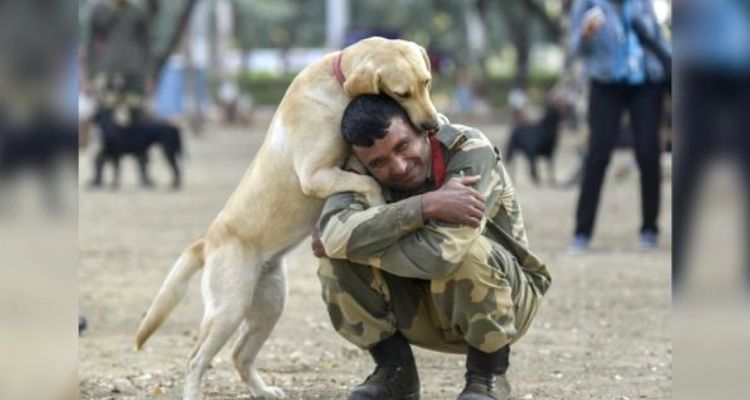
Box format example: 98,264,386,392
75,0,671,130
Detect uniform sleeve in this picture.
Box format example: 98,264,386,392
317,192,426,263
318,136,505,280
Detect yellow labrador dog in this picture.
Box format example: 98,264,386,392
134,37,438,400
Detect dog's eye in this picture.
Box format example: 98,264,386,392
424,80,431,88
395,92,410,99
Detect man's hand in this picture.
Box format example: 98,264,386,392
420,176,486,228
83,79,95,97
145,76,156,98
582,7,605,39
311,226,327,258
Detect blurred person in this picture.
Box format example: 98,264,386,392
672,0,750,293
0,1,77,213
313,95,551,400
568,0,671,251
453,64,475,114
82,0,183,189
82,0,152,119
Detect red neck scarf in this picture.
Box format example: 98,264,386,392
429,133,446,188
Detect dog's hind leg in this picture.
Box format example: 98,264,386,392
136,152,154,188
157,125,182,190
504,133,518,180
162,144,181,190
546,157,557,186
232,259,287,399
527,155,540,185
184,239,261,400
89,148,106,188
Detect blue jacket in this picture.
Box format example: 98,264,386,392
673,0,750,71
570,0,670,84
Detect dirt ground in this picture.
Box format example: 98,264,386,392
79,119,672,400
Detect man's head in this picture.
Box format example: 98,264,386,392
342,95,431,191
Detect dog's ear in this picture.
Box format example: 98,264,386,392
344,64,381,96
419,46,431,73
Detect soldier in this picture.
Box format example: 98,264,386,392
313,95,551,400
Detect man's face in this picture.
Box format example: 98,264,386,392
353,117,430,191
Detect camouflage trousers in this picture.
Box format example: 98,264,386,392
318,236,544,354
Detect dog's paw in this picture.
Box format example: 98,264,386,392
365,190,385,206
253,386,286,399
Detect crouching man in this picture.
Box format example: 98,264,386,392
313,95,551,400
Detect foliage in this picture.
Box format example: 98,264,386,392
233,0,326,49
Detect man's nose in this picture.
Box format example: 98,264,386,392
392,158,408,175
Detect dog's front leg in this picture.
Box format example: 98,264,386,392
299,166,385,205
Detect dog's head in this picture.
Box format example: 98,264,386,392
344,38,439,132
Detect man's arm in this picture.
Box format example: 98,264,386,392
316,175,484,259
318,134,503,280
569,0,596,56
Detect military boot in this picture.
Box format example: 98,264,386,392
457,346,511,400
348,332,420,400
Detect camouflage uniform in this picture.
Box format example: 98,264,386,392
85,0,151,127
317,117,552,354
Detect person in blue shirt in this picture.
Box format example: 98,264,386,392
672,0,750,294
568,0,670,251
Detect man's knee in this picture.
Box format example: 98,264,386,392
430,239,521,352
317,258,395,348
432,238,497,289
318,257,381,297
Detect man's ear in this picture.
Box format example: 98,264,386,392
344,64,382,96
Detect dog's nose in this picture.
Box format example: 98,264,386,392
420,121,439,132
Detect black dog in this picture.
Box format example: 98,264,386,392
90,110,182,189
0,114,78,212
505,98,569,185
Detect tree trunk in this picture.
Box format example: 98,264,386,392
511,24,531,89
150,0,198,82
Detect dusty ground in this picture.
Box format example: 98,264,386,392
79,119,671,399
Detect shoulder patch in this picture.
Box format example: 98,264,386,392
436,124,468,151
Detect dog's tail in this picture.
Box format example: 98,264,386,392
134,239,205,350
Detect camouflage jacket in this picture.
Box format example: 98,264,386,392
317,117,551,295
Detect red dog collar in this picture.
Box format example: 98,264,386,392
333,52,346,86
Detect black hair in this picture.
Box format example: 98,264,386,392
341,94,413,147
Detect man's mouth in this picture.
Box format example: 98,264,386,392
395,166,418,186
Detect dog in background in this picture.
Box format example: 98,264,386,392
88,108,182,190
133,37,438,400
504,93,573,185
